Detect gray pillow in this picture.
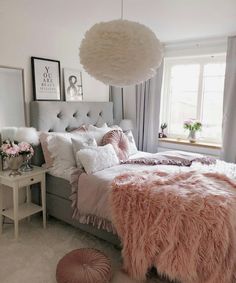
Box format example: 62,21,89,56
71,134,97,168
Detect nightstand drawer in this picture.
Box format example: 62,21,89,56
18,174,42,187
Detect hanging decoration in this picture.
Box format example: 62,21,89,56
79,0,163,87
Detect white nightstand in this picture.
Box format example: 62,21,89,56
0,166,47,239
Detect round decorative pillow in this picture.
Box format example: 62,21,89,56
56,248,112,283
101,130,129,161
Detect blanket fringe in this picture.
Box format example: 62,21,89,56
69,168,116,234
72,208,116,234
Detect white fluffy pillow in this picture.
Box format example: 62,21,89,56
77,144,119,174
71,134,97,169
125,130,138,155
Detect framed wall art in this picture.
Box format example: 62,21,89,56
64,68,83,101
31,57,61,101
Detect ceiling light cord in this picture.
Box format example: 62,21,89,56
121,0,124,20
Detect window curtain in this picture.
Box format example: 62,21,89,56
109,86,124,125
221,36,236,162
136,63,163,152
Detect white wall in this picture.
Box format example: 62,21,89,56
0,0,114,124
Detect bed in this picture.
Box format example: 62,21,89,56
30,101,236,282
30,101,193,244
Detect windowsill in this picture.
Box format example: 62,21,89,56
159,137,222,149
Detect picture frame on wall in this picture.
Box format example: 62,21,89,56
64,68,83,101
31,57,61,101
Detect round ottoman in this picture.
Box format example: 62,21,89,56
56,248,112,283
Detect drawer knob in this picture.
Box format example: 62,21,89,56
31,178,34,181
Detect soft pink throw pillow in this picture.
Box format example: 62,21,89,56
102,130,129,161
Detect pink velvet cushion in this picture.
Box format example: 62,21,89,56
56,248,112,283
102,130,129,161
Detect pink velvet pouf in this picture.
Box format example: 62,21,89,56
56,248,112,283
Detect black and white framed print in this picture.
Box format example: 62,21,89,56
64,68,83,101
31,57,61,101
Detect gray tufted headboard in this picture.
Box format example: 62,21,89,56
30,101,114,165
30,101,113,132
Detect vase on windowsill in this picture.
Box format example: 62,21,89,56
184,119,202,144
188,130,197,143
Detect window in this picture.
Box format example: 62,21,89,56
161,54,226,144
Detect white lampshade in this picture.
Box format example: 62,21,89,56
119,119,134,131
80,19,163,86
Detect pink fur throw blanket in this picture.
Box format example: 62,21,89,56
111,170,236,283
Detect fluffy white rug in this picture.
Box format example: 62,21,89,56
0,217,169,283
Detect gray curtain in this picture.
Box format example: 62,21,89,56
109,86,124,125
136,64,163,152
221,36,236,162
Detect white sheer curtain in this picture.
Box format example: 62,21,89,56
221,36,236,162
136,64,163,152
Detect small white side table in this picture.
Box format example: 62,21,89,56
0,166,47,239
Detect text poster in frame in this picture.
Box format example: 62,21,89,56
64,68,83,101
31,57,61,101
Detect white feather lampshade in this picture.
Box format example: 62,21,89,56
14,127,39,145
80,19,163,87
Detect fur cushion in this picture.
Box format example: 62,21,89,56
14,127,39,145
101,130,129,161
77,144,119,174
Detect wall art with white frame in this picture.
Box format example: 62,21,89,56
64,68,83,101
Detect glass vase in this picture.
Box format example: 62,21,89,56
188,130,197,143
20,154,33,172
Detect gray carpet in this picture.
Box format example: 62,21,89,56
0,216,169,283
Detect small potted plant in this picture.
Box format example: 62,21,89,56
183,119,202,143
159,123,168,138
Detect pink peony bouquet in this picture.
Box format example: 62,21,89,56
0,140,34,158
